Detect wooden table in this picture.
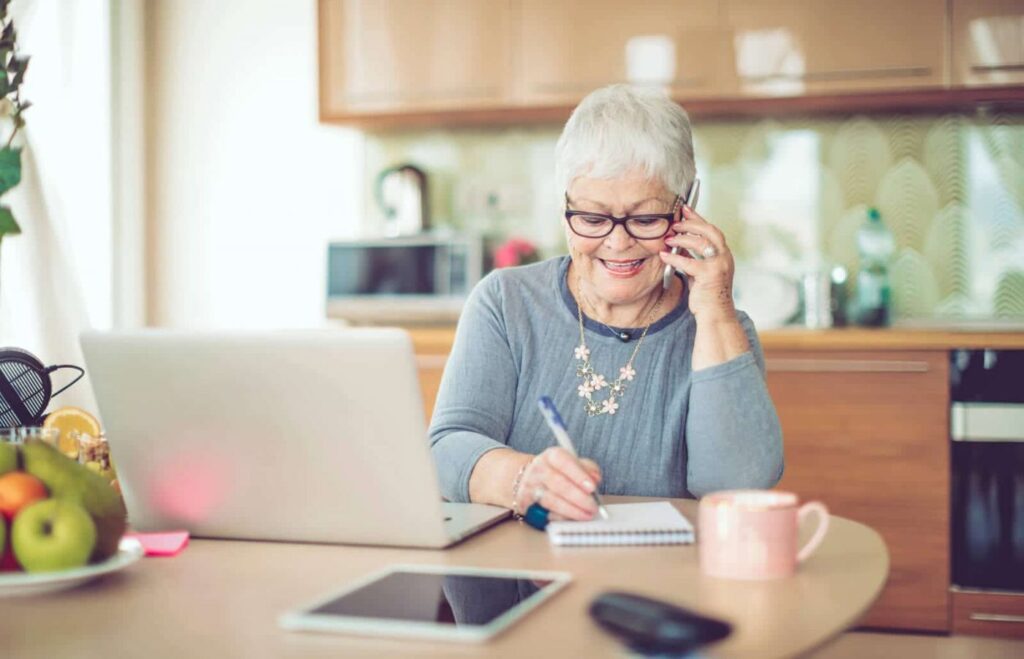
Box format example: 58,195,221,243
0,498,889,658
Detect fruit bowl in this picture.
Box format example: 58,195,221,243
0,536,143,597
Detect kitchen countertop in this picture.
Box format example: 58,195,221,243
404,325,1024,353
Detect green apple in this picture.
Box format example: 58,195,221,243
21,441,126,561
12,498,97,572
0,442,17,475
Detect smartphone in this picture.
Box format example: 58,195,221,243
662,177,701,290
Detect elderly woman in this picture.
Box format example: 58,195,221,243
429,84,783,521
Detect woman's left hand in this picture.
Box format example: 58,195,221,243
659,205,738,323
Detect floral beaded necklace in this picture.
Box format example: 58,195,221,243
573,280,664,417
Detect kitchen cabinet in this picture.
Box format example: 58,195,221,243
952,588,1024,638
518,0,732,106
318,0,514,119
951,0,1024,88
722,0,948,96
766,350,950,632
319,0,1021,126
409,328,456,425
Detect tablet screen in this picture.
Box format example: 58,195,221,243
308,570,557,627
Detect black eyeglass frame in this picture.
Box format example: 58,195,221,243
563,193,680,240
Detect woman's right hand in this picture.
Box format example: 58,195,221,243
513,447,602,521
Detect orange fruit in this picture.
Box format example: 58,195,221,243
0,472,48,521
42,407,102,459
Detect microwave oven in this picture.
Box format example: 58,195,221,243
326,234,484,324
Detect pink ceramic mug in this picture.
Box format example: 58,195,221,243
699,490,829,580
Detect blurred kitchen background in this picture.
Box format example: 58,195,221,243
364,113,1024,321
1,0,1020,338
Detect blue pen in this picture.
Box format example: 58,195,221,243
537,396,611,520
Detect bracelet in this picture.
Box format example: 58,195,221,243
509,458,532,518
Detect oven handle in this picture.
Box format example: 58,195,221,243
969,613,1024,624
951,402,1024,442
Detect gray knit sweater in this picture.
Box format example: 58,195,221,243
428,256,783,502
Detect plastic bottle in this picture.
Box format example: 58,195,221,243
854,207,895,326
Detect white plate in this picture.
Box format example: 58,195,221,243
0,537,144,597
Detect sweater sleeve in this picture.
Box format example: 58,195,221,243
684,312,784,497
428,273,518,503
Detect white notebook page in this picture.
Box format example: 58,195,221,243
546,501,694,546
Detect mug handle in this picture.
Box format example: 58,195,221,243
796,501,830,562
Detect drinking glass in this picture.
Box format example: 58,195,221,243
0,426,61,448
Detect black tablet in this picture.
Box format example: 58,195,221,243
279,564,572,643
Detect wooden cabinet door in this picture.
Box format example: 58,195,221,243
319,0,514,117
765,350,950,632
408,328,456,424
518,0,732,106
952,0,1024,87
723,0,947,96
415,353,447,425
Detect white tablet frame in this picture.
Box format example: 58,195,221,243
278,564,572,643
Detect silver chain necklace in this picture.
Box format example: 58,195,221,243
573,283,664,417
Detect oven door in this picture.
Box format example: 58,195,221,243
952,403,1024,591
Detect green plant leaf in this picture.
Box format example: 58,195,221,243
0,205,20,236
0,147,20,195
9,56,25,87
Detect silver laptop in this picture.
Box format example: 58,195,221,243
79,328,509,548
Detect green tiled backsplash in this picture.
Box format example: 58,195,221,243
364,111,1024,320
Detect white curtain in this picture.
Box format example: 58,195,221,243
0,141,96,412
0,0,112,415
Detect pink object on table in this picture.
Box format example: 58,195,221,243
698,490,829,580
125,531,190,557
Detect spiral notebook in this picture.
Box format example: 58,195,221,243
546,502,694,547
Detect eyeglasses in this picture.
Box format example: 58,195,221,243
563,193,678,240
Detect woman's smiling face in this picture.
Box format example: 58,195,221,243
565,171,676,312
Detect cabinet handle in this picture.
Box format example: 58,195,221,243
970,63,1024,73
532,78,705,94
739,66,931,83
343,87,502,103
969,613,1024,624
766,359,930,373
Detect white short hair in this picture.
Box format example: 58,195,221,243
555,84,696,198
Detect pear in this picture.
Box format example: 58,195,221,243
0,442,17,475
21,440,127,561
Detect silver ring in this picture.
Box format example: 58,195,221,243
702,244,718,259
533,486,545,502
